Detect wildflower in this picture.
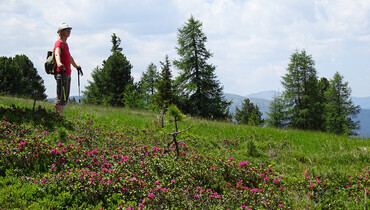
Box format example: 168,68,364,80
279,204,284,207
239,161,250,167
184,190,188,193
171,179,176,183
194,194,199,198
148,193,155,199
310,183,315,188
138,203,144,209
241,205,246,209
210,167,215,170
229,157,234,161
154,181,160,185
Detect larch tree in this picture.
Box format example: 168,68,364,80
173,16,230,119
281,50,322,130
324,72,360,135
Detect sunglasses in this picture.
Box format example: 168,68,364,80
64,28,72,32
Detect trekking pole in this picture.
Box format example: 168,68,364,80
77,67,83,120
61,66,68,120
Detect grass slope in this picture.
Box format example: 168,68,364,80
0,96,369,209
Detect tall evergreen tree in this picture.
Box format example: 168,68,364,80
174,16,230,119
281,50,321,130
154,55,175,109
139,63,159,108
235,98,264,126
83,34,133,106
317,77,331,129
141,63,159,96
324,72,360,135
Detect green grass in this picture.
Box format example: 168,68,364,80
2,95,369,178
1,96,369,209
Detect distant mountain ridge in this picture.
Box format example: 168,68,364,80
225,91,370,138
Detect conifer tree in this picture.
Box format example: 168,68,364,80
235,98,264,126
266,94,288,128
0,55,47,99
84,33,133,106
174,16,230,119
141,63,159,96
281,50,321,130
154,55,174,109
324,72,360,135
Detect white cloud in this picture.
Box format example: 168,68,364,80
1,0,370,98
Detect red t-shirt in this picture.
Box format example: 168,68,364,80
54,40,71,75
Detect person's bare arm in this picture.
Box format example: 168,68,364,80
71,56,80,69
55,47,63,67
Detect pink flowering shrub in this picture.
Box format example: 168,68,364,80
0,105,369,209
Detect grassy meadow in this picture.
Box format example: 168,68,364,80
0,96,369,209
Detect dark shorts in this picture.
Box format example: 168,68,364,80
54,73,71,106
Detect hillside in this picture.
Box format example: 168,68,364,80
0,96,369,209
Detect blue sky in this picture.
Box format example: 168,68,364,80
1,0,370,98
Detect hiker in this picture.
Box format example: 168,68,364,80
54,23,83,114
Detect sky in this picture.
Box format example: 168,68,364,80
1,0,370,98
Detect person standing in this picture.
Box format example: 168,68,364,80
54,23,83,114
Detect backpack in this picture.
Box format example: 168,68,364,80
44,42,63,75
44,50,56,74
